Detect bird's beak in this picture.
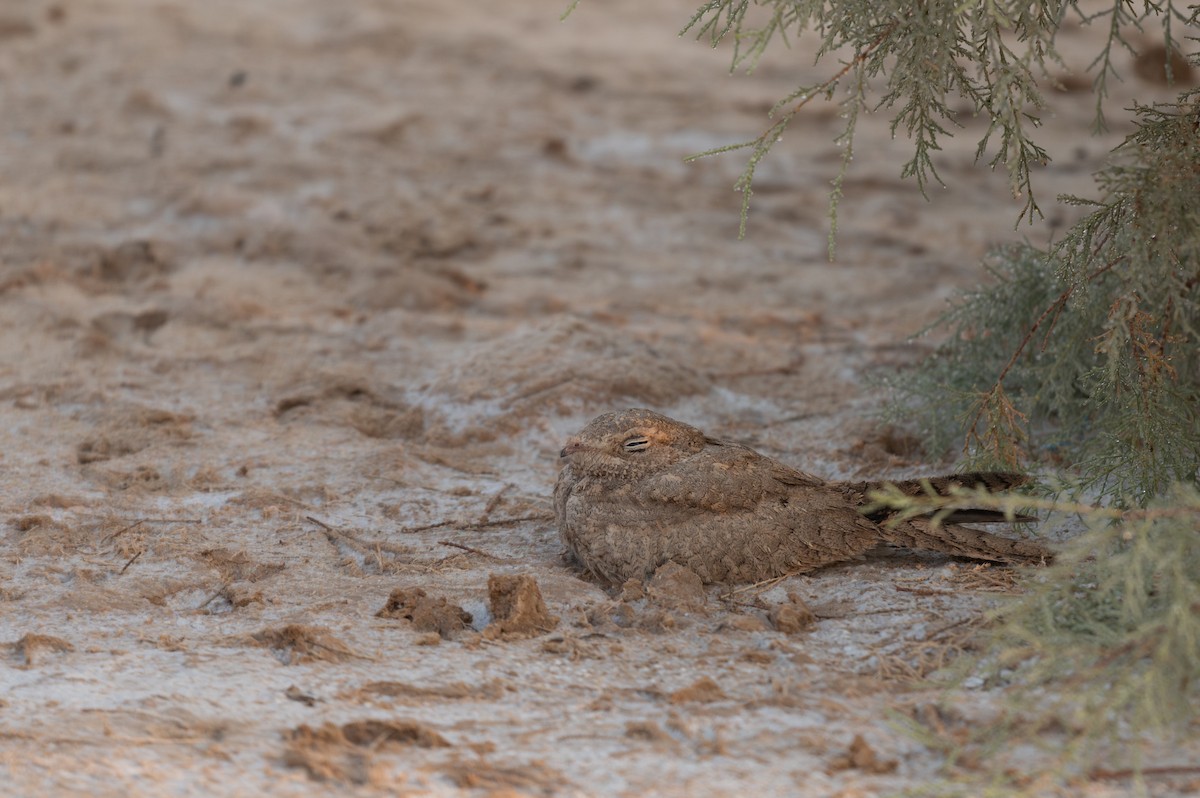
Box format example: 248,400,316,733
560,439,584,459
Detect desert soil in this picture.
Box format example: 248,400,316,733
0,1,1195,796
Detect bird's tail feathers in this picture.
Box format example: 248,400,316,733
879,519,1051,565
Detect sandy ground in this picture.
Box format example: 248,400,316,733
1,1,1196,795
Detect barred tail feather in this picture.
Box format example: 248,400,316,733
880,519,1052,565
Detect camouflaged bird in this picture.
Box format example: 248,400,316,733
554,409,1050,584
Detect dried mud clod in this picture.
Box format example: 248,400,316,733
377,587,472,640
6,633,74,668
668,676,727,705
0,13,36,40
93,239,174,283
443,757,569,796
76,406,194,464
351,263,485,312
12,514,57,532
589,563,708,632
341,719,450,749
483,574,559,640
284,685,320,707
618,578,645,602
720,614,770,633
200,584,265,614
624,720,677,746
248,624,359,665
828,733,899,774
198,548,285,583
1132,43,1195,86
768,591,816,634
90,308,170,345
590,598,676,633
274,371,426,440
350,679,508,703
10,513,74,556
646,562,707,613
283,719,449,785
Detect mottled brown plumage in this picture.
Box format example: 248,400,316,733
554,409,1051,584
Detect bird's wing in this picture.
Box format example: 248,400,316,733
642,440,825,512
552,462,577,522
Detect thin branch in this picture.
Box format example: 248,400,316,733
686,19,900,239
119,550,143,574
437,540,509,560
964,256,1122,451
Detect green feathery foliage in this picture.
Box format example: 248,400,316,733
679,0,1070,242
885,99,1200,503
870,481,1200,791
675,1,1196,252
875,97,1200,780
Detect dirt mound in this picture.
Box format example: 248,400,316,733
76,405,194,464
483,573,559,640
349,263,485,312
646,562,708,612
284,719,450,785
197,548,285,583
443,757,569,796
377,587,473,640
828,734,898,774
275,370,427,440
341,719,450,749
5,633,74,668
351,680,508,703
247,625,360,665
91,239,175,284
768,590,816,633
669,676,727,704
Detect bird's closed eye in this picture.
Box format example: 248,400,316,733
622,437,650,452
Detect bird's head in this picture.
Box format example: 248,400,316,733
559,408,707,480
